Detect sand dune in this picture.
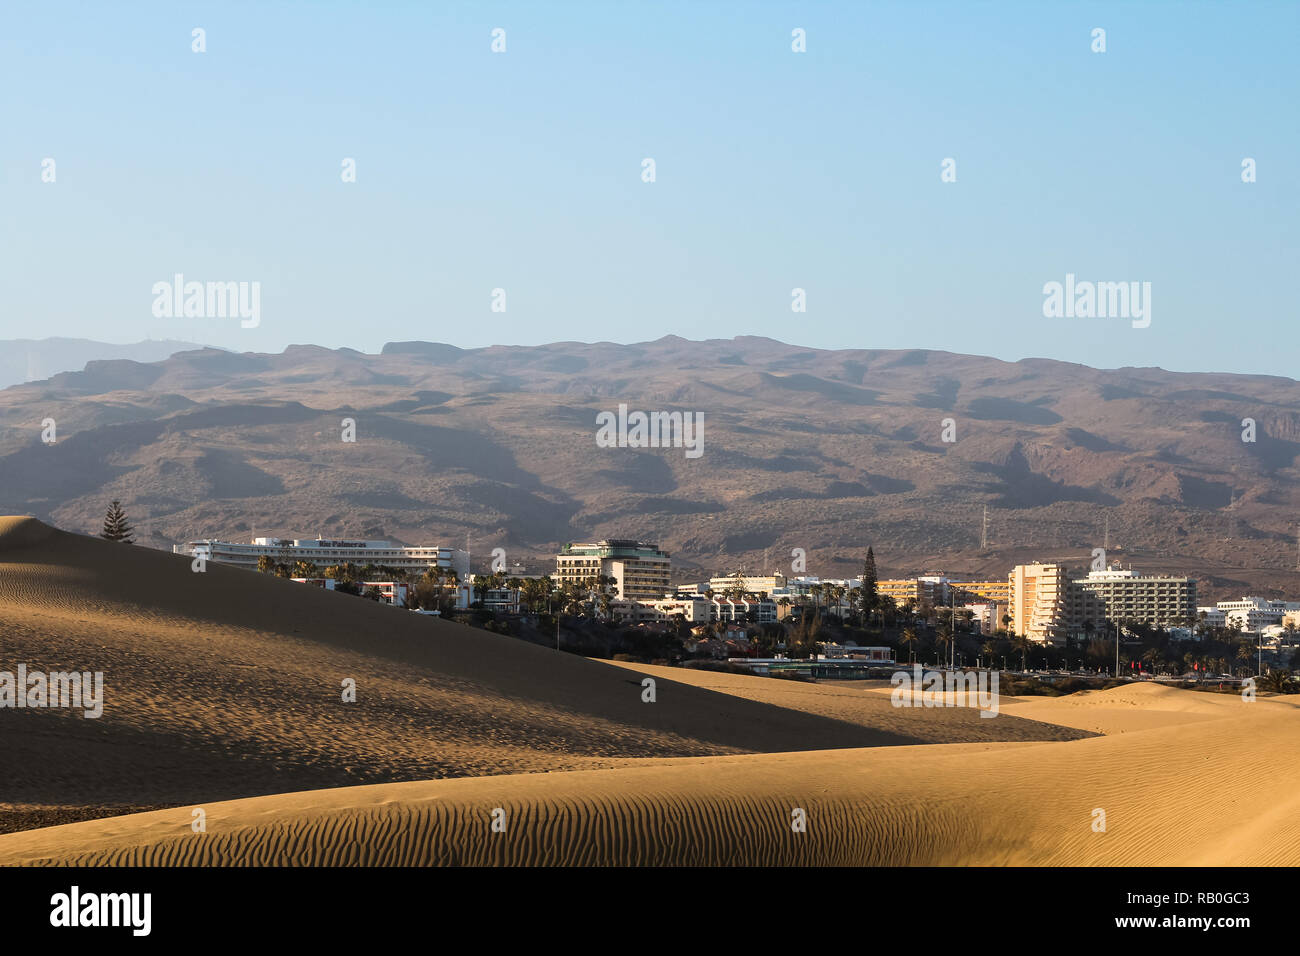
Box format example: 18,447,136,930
3,687,1297,866
4,515,1296,866
0,517,1080,835
998,679,1274,735
606,661,1085,744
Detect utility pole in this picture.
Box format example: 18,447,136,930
1103,515,1109,551
1115,621,1120,678
950,586,956,669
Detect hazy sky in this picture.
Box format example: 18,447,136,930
3,1,1296,376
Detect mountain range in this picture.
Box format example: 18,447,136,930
0,338,206,390
1,336,1297,601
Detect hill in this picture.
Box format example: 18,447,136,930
3,683,1296,865
0,516,1081,834
1,337,1298,598
0,338,206,390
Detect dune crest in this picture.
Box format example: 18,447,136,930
3,516,1296,866
0,516,1084,838
2,696,1297,867
0,516,58,551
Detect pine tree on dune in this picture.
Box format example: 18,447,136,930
100,500,134,543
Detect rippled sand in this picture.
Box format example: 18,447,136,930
3,515,1295,865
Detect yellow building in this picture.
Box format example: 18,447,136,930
951,580,1012,603
879,577,1011,609
878,579,922,605
1009,563,1069,644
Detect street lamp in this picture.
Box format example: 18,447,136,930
1115,621,1120,678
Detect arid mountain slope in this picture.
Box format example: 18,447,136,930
0,338,1297,598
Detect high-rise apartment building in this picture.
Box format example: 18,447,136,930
1067,568,1196,631
1010,563,1198,644
554,540,671,601
1009,563,1070,644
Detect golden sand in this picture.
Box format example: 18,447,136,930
2,516,1295,865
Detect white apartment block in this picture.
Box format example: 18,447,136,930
554,540,671,601
177,536,469,577
1214,597,1298,632
710,597,778,624
1197,607,1227,629
635,597,712,623
1069,567,1197,630
624,596,777,625
708,573,787,596
290,578,409,606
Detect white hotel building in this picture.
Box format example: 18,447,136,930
175,536,469,577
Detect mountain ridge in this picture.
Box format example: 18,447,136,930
1,336,1296,601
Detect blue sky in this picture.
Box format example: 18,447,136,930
2,1,1296,375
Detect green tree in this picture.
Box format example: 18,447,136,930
901,626,919,664
790,610,824,660
1259,670,1296,694
100,500,134,543
980,639,998,667
935,624,954,666
1013,633,1032,671
860,547,879,623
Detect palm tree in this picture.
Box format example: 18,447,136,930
901,626,919,664
1259,670,1296,694
980,639,998,669
1236,643,1254,675
935,625,953,667
880,594,897,630
1012,633,1031,671
830,585,846,621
